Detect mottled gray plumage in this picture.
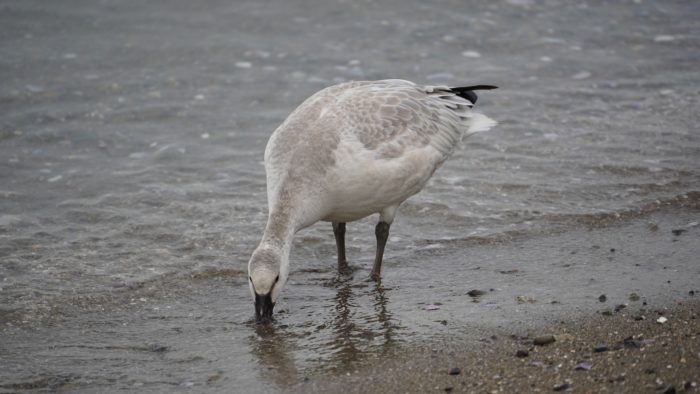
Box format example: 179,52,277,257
248,79,497,322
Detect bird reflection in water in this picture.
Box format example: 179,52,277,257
250,323,299,386
249,265,403,383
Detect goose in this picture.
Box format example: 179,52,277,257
247,79,497,322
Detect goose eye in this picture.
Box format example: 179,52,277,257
274,275,280,284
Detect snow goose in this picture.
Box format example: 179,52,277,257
248,79,497,322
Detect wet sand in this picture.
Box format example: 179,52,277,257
303,301,699,394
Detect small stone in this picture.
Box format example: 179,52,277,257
467,289,486,297
448,367,461,375
601,309,613,316
690,290,695,296
574,362,592,370
207,372,221,383
657,316,668,324
515,350,529,358
533,335,556,346
623,336,642,348
661,386,676,394
647,223,659,232
593,344,609,352
629,293,640,301
553,382,570,391
614,304,627,312
671,229,686,236
598,294,607,302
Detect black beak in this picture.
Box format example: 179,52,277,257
254,292,275,323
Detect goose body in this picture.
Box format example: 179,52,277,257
248,79,497,322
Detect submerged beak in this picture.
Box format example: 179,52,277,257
254,292,275,323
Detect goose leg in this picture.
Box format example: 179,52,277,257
371,221,390,281
332,222,347,267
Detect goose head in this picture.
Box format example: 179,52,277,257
247,247,288,323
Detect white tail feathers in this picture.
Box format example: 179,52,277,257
467,112,497,134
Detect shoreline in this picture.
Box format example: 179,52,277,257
300,301,699,393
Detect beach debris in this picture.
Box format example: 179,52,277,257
499,269,519,274
448,367,461,375
533,335,556,346
671,229,686,236
515,349,529,358
574,362,592,370
629,293,640,301
516,295,536,304
690,290,695,296
614,304,627,312
623,336,641,348
647,223,659,232
207,371,222,384
593,344,609,353
425,304,440,311
553,380,571,391
660,385,677,394
467,289,485,297
657,316,668,324
598,294,607,302
601,309,613,316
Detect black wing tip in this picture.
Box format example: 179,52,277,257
449,85,498,104
451,85,498,91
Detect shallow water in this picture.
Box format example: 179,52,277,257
1,0,699,392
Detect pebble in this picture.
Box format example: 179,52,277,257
553,382,570,391
671,229,686,236
467,289,486,297
629,293,640,301
598,294,607,302
533,335,556,346
515,350,529,358
574,362,592,370
657,316,668,324
614,304,627,312
623,336,642,348
593,344,609,352
448,367,461,375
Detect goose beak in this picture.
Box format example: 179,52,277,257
254,292,275,323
